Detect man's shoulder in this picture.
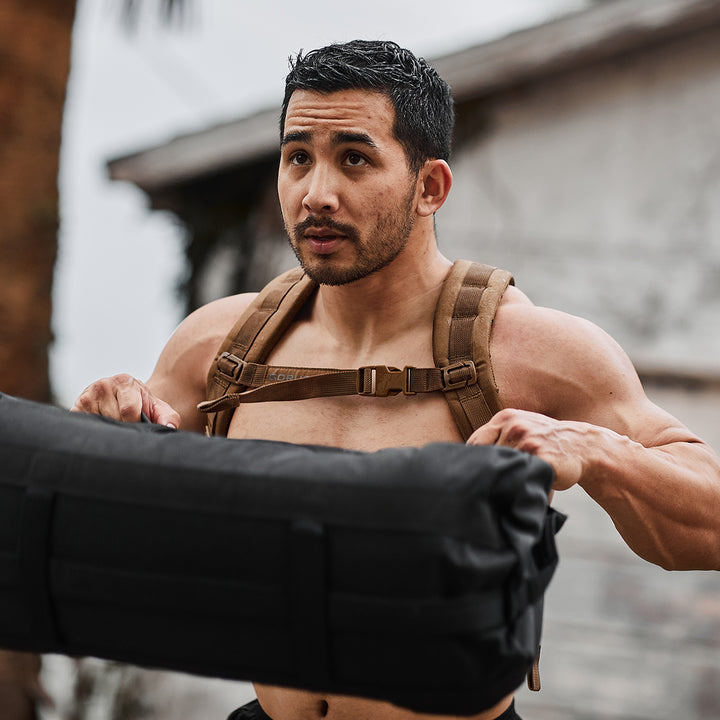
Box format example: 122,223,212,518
159,292,261,377
146,292,262,433
491,289,640,417
182,292,260,342
494,287,613,351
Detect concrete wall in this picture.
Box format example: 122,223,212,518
441,25,720,374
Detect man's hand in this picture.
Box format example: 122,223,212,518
467,408,623,491
71,373,181,428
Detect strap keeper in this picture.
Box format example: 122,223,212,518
357,366,416,397
527,645,542,691
441,361,477,391
217,352,247,383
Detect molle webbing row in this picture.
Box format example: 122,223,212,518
434,260,514,439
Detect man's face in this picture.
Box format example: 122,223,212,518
278,89,419,286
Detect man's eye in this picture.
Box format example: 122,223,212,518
344,152,367,167
290,152,310,165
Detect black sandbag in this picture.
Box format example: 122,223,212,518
0,392,564,715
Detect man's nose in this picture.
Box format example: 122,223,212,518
302,165,339,214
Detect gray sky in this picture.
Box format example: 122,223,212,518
52,0,591,407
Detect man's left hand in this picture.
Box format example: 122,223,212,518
467,408,616,491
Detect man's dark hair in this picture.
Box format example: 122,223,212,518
280,40,454,174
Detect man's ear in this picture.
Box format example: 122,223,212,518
416,160,453,217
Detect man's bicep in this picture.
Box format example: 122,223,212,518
493,303,691,442
542,315,701,447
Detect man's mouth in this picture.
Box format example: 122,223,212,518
304,227,345,239
293,217,357,255
304,230,345,253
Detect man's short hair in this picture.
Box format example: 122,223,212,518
280,39,454,174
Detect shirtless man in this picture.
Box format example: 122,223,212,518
72,40,720,720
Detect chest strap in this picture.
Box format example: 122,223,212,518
198,356,477,411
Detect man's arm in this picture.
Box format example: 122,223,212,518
72,293,257,432
471,292,720,571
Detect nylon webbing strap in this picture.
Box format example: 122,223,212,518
205,268,317,436
433,261,514,440
202,369,358,410
450,263,495,436
198,363,468,412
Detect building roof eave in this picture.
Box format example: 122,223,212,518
107,0,720,194
433,0,720,102
107,105,281,194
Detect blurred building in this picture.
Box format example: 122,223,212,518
109,0,720,381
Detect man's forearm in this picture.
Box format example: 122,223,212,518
579,438,720,570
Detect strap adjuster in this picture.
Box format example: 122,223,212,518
441,361,477,391
217,352,247,383
357,366,416,397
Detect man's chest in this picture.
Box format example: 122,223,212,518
227,392,464,451
223,312,466,449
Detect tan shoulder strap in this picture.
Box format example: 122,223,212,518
433,260,514,440
204,267,317,436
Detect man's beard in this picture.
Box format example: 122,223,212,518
284,189,416,286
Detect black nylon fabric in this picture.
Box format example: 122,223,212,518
0,392,564,716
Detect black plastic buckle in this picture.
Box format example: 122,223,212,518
441,361,477,391
357,366,416,397
216,352,246,383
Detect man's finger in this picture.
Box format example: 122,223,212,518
466,421,502,446
116,382,144,423
148,397,181,429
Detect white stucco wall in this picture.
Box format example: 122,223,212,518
440,26,720,374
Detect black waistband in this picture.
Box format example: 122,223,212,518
227,699,521,720
495,700,521,720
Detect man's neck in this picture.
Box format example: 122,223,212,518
311,245,452,357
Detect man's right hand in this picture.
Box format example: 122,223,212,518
71,373,181,428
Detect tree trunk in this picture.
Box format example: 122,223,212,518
0,0,76,401
0,1,76,717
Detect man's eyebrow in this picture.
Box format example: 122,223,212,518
280,130,311,147
333,131,378,149
280,130,379,149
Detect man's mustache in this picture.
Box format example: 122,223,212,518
294,216,359,241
